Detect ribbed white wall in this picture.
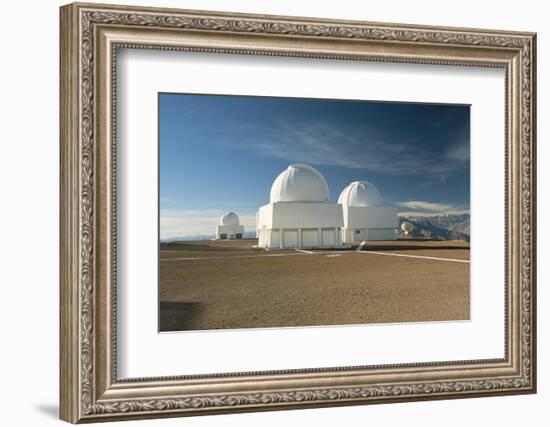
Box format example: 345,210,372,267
343,206,398,229
343,227,396,242
258,202,344,229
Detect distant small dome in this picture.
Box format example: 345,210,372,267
220,211,240,226
270,163,330,203
338,181,382,207
401,221,414,233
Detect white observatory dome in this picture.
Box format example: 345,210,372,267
401,221,414,233
270,163,330,203
338,181,382,207
219,211,240,226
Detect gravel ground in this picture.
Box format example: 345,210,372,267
159,239,470,331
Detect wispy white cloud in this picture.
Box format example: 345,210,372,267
398,200,455,212
396,200,469,217
397,209,470,218
446,139,469,162
445,125,470,162
214,120,467,176
160,209,256,239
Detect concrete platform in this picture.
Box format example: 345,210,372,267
159,239,470,331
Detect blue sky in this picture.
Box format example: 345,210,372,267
159,93,470,238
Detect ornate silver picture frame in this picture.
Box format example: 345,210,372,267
60,2,536,423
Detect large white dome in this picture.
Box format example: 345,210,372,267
270,163,330,203
220,211,240,226
338,181,382,207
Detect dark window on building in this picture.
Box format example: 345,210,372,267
236,233,243,239
355,230,361,234
220,234,227,239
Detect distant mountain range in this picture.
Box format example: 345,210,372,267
398,213,470,242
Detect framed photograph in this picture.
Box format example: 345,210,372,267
60,2,537,423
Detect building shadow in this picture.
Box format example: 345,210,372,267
159,301,204,332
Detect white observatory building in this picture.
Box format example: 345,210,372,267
257,163,344,249
338,181,398,242
216,211,245,240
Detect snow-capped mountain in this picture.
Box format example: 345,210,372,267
398,213,470,242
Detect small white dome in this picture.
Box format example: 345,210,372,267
338,181,382,207
270,163,330,203
220,211,240,226
401,221,414,232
